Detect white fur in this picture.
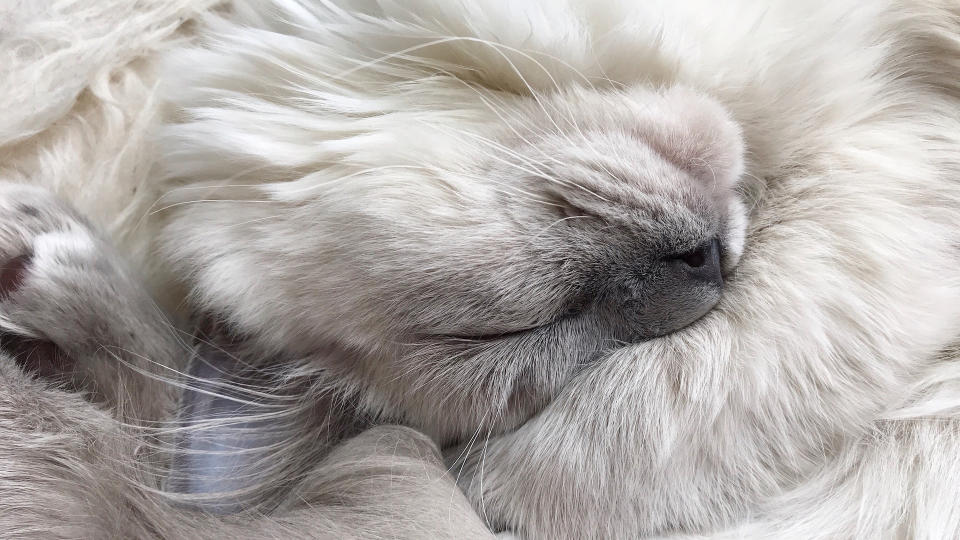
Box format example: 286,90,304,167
3,0,960,538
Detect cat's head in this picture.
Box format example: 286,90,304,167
159,46,746,442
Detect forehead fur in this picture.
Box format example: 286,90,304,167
159,1,742,205
155,0,748,361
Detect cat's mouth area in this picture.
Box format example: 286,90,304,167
426,300,720,350
426,241,729,345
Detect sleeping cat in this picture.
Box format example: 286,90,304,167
0,0,749,528
3,0,960,539
0,80,748,512
157,83,747,444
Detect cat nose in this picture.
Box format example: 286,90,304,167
674,239,722,286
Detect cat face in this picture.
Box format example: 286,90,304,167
160,80,746,441
355,87,746,439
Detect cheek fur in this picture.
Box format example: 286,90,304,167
721,197,748,270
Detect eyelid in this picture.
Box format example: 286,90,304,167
436,294,588,342
542,191,599,221
559,291,592,318
439,324,543,342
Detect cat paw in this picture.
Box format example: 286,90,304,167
0,184,141,374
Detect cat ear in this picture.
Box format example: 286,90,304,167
633,86,745,190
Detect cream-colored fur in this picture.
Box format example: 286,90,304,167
2,0,960,539
0,182,493,538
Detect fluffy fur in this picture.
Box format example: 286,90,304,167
0,183,492,538
2,0,960,539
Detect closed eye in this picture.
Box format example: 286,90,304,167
435,296,589,342
543,191,600,221
438,324,545,342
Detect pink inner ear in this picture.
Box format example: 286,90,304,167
0,253,32,300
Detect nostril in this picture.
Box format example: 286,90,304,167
670,239,723,285
679,248,707,268
675,239,720,268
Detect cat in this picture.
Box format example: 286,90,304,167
2,0,960,538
